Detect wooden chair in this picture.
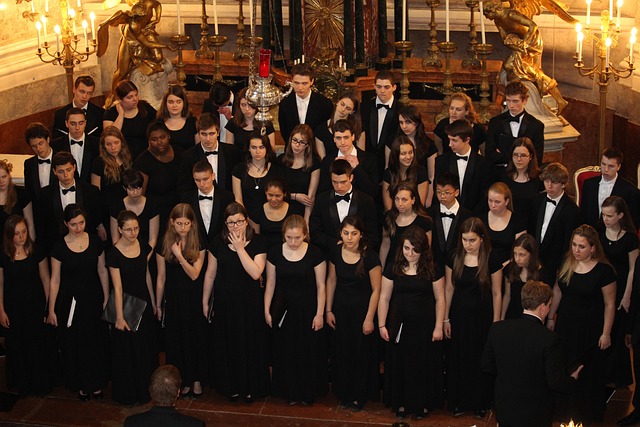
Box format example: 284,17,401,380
574,165,601,206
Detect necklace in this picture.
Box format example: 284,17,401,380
251,162,266,174
253,176,261,190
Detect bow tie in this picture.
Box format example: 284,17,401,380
204,150,218,156
441,212,456,219
70,139,83,146
38,158,51,164
546,197,557,206
335,193,351,203
456,155,468,161
376,103,390,110
198,195,213,201
508,112,524,123
62,186,76,195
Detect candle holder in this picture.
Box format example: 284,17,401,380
435,41,458,122
475,42,494,121
394,40,414,104
423,0,442,68
462,0,481,69
195,0,213,59
234,0,250,60
207,35,228,82
170,34,192,86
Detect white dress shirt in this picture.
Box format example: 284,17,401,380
598,175,617,215
335,186,353,223
509,113,523,137
59,181,77,210
376,95,394,142
541,192,563,242
202,145,219,179
219,92,234,143
440,200,460,241
69,133,85,176
198,189,215,233
336,146,358,158
296,93,311,124
38,151,53,188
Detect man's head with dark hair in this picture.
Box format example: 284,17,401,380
209,81,232,108
374,70,397,86
435,171,461,190
52,151,77,187
601,147,624,181
291,63,315,99
66,108,87,140
291,63,315,80
333,119,353,134
330,159,354,196
72,75,96,109
192,159,214,175
52,151,77,169
504,81,529,99
435,172,460,210
520,280,553,311
333,120,355,155
197,112,220,132
149,365,181,406
74,75,96,89
504,81,529,116
25,122,51,159
66,107,86,121
330,158,354,177
374,70,397,104
602,147,624,164
445,119,473,154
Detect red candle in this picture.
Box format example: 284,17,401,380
259,49,271,78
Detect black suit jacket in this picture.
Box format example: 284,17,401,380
310,189,380,254
124,406,205,427
428,204,473,266
177,143,240,194
23,154,58,203
434,150,494,212
361,96,403,178
581,175,640,229
38,181,102,253
483,314,577,427
486,110,545,166
277,91,333,144
180,186,235,246
51,135,99,183
53,102,105,139
318,147,379,199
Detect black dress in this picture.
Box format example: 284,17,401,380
157,246,208,387
51,234,108,394
232,162,282,223
600,230,638,387
107,243,158,405
314,121,338,159
254,204,291,250
555,262,617,422
276,155,321,217
0,188,30,245
478,211,526,265
330,245,381,406
168,116,198,151
446,253,501,412
383,268,445,415
501,175,544,226
109,198,159,249
225,121,275,152
0,246,51,395
268,244,328,402
91,158,127,240
434,119,486,153
384,214,432,267
209,237,270,398
104,102,157,159
503,265,546,320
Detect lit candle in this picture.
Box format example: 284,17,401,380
31,0,34,13
42,16,47,43
36,21,42,49
82,19,88,49
77,0,81,9
576,23,582,54
54,24,61,53
586,0,591,27
606,37,612,67
212,0,218,35
69,9,76,36
616,0,622,28
45,0,48,13
90,12,95,40
479,2,486,44
445,0,450,42
631,28,637,64
177,0,181,34
338,55,342,68
402,0,406,41
259,48,271,77
249,0,253,34
578,31,584,62
301,54,305,63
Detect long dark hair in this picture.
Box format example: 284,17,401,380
506,234,542,284
158,85,191,119
384,181,430,238
340,215,369,277
391,225,437,280
602,196,637,232
397,105,430,165
2,215,33,261
280,123,318,171
115,80,151,119
329,92,362,139
506,137,540,180
452,217,492,292
221,202,256,243
243,133,276,167
387,136,420,191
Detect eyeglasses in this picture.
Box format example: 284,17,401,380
291,137,308,146
436,191,455,197
121,226,140,233
226,219,246,227
512,153,531,159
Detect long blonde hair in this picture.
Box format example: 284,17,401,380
558,224,610,284
452,217,493,293
0,160,16,214
161,203,201,263
99,126,132,184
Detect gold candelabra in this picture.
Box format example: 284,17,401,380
574,9,636,158
208,35,228,81
195,0,213,59
394,40,414,104
234,0,249,59
423,0,442,68
170,34,191,86
462,0,480,69
476,42,494,121
436,41,457,122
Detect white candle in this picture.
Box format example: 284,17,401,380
82,20,88,49
616,0,622,28
177,0,182,34
212,0,218,35
631,28,637,64
301,54,305,63
402,0,406,41
90,12,95,40
45,0,49,13
578,31,584,62
606,37,611,67
445,0,450,42
54,24,60,53
479,2,486,44
31,1,34,13
575,23,582,54
36,21,42,49
42,16,47,43
586,0,591,27
69,9,76,36
249,0,254,34
338,55,342,68
77,0,82,9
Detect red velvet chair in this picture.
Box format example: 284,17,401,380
574,165,601,207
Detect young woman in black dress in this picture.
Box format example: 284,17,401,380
155,203,206,398
264,214,327,405
225,87,276,151
253,177,292,249
501,233,543,319
378,225,445,419
381,136,428,211
325,215,381,411
0,215,51,396
433,92,486,155
202,202,269,402
107,210,158,405
0,159,36,241
47,204,109,400
157,85,198,150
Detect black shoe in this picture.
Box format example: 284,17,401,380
229,394,239,402
92,390,104,400
300,400,312,406
619,411,640,426
474,409,487,419
78,392,90,402
348,401,363,412
287,399,297,406
453,407,464,417
244,394,253,404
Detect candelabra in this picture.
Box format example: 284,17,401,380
170,34,191,86
462,0,480,69
423,0,442,68
195,0,213,59
476,42,494,121
208,35,228,81
394,40,414,104
574,8,636,158
435,41,457,122
234,0,249,59
35,0,97,100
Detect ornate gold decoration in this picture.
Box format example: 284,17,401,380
304,0,344,52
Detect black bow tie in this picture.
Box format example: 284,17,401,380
509,112,524,123
198,195,213,201
204,150,218,156
62,186,76,195
335,193,351,203
70,139,83,146
38,158,51,164
441,212,456,219
456,155,468,161
546,197,557,206
377,103,390,110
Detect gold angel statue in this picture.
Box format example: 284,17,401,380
483,0,577,115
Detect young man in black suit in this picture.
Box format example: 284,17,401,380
486,81,545,170
51,107,99,183
24,122,58,203
581,147,640,229
277,63,333,145
361,70,403,177
53,75,105,139
483,280,581,427
180,160,235,246
434,119,493,212
310,159,380,254
177,113,240,194
201,81,233,144
529,163,585,284
318,119,379,198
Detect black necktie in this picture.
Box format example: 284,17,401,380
204,151,218,156
62,186,76,195
70,139,84,146
38,158,51,164
335,193,351,203
509,112,524,123
377,103,390,110
456,155,468,162
198,195,213,201
441,212,456,219
546,197,557,206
